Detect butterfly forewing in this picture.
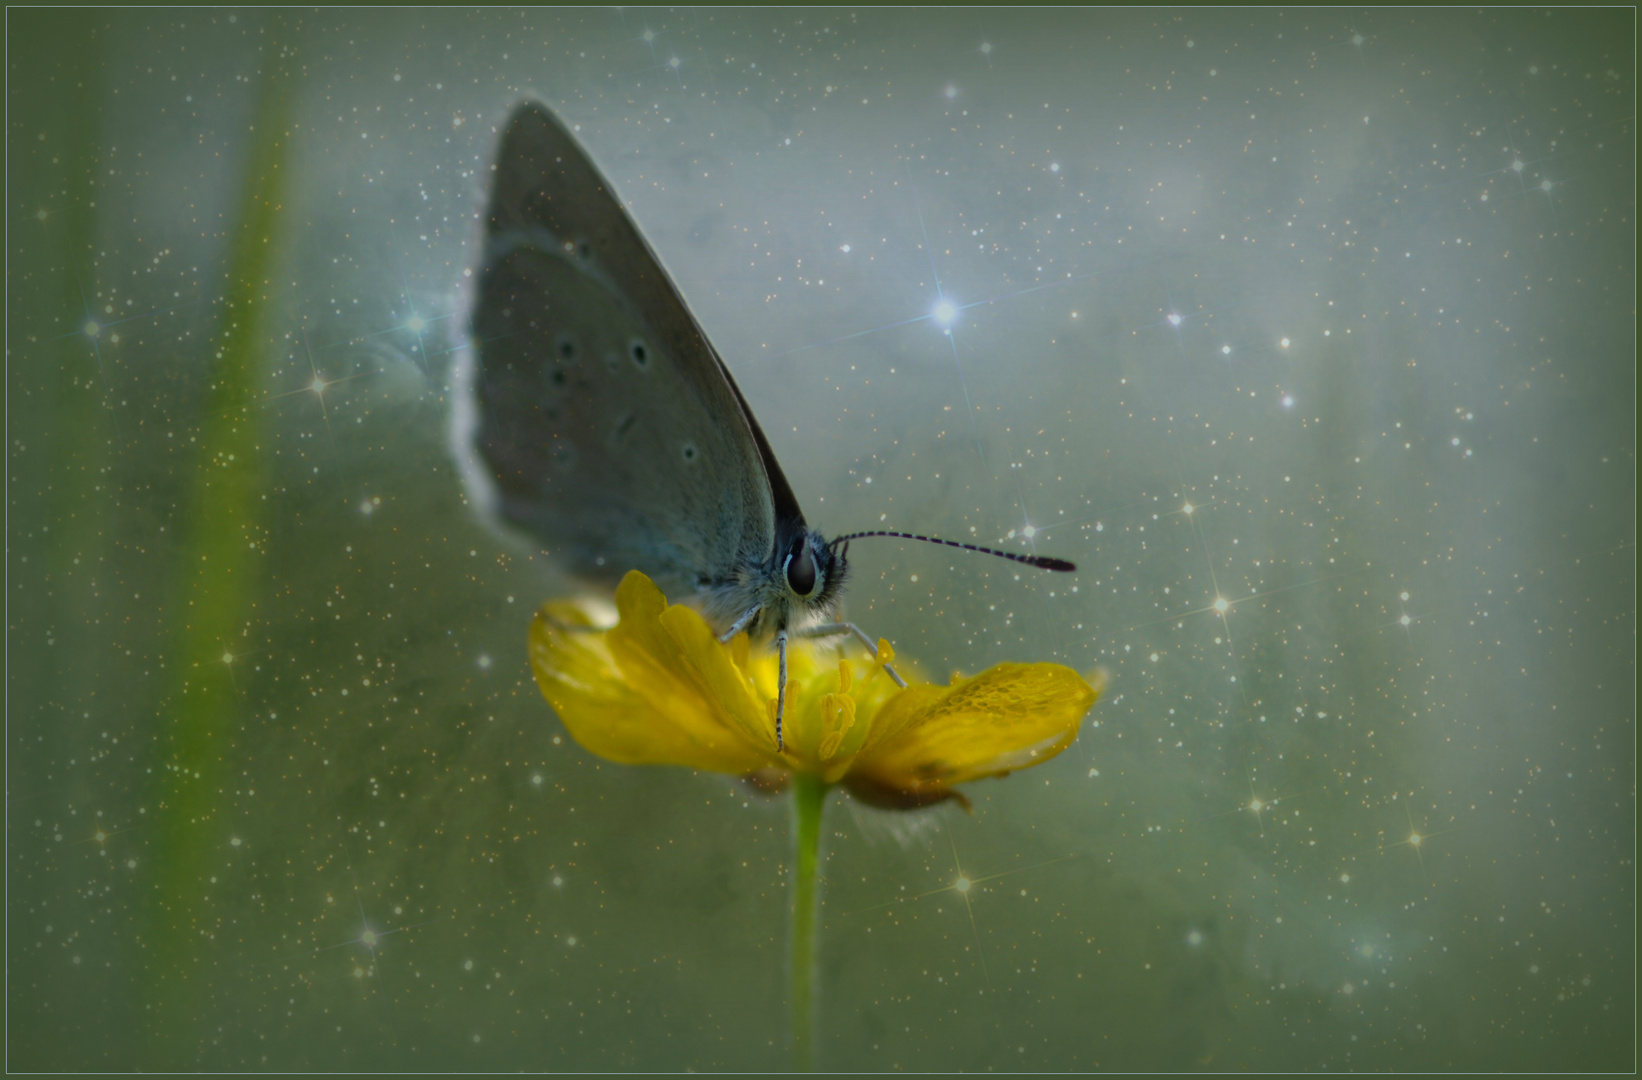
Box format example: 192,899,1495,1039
469,102,779,595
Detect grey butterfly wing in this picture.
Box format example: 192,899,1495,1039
465,102,789,598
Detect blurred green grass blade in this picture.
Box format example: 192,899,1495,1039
141,64,291,1067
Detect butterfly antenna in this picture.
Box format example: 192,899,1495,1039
828,530,1075,572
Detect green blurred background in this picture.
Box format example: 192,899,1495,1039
8,8,1633,1070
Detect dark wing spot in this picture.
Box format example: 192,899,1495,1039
629,338,649,368
555,333,578,360
682,442,697,462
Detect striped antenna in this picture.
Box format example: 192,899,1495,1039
828,530,1075,572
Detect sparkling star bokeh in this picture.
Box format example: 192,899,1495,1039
8,7,1632,1073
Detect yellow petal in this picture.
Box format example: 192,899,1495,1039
527,573,772,774
851,663,1101,789
658,602,778,752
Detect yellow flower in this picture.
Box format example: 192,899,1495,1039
528,570,1103,807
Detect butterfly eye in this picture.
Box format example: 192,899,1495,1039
786,542,817,597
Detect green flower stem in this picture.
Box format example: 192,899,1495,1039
790,772,830,1072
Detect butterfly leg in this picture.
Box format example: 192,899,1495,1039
798,622,908,689
718,604,762,644
775,629,788,752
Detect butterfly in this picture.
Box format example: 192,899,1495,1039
453,101,1072,750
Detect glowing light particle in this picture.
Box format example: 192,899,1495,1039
1400,615,1412,627
1280,337,1291,348
1281,395,1295,408
954,875,971,894
406,315,426,333
1212,597,1230,614
1167,312,1182,328
932,299,958,326
1186,930,1203,947
83,320,101,338
1221,344,1232,355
